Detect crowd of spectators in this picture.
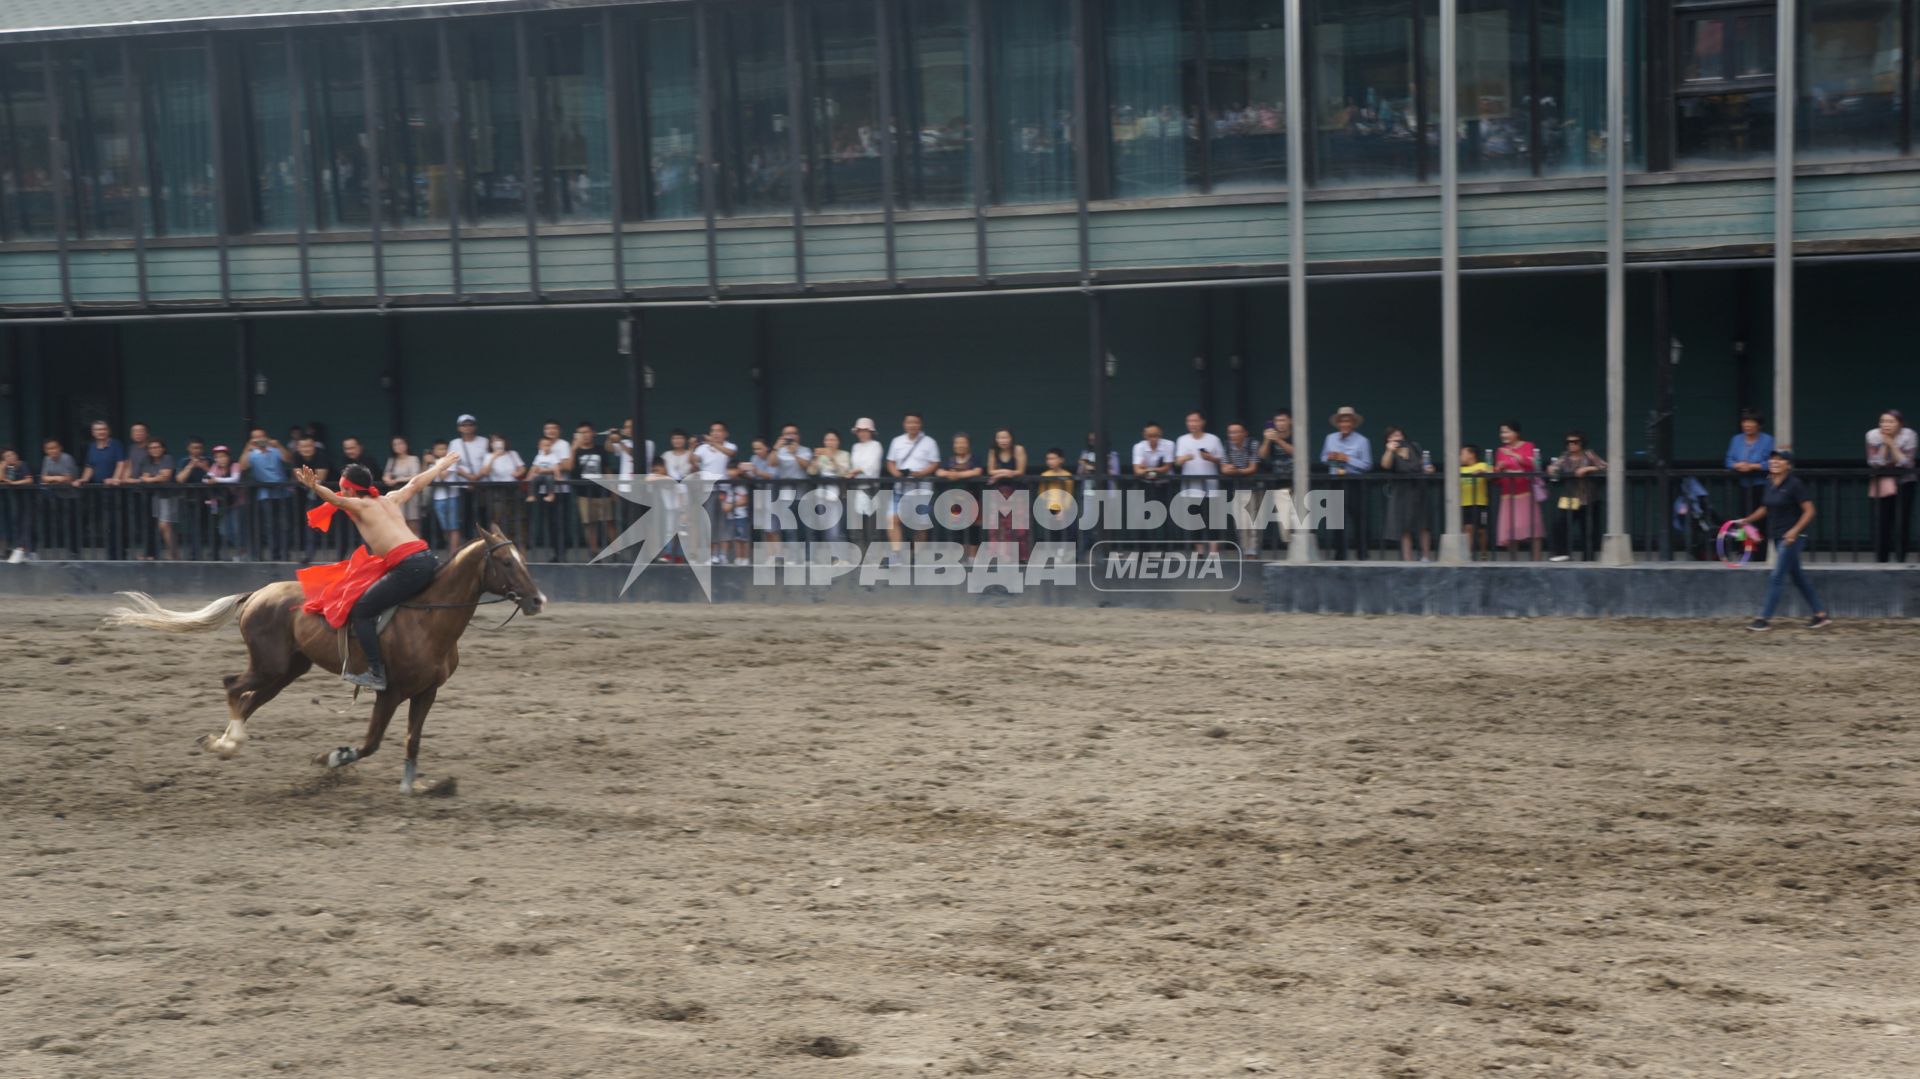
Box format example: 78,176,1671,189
2,405,1915,566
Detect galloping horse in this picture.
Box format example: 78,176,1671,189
107,525,544,793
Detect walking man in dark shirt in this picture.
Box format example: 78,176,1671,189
1737,449,1833,632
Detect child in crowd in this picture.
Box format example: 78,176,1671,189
1039,448,1075,547
726,477,752,565
1459,443,1492,559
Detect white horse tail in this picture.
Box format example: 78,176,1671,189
104,591,252,633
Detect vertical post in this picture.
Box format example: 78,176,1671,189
622,310,646,479
384,318,405,438
438,22,463,301
208,35,232,305
1231,290,1251,423
1284,0,1310,563
1196,291,1214,422
1437,0,1466,563
604,8,626,297
237,319,256,434
1652,270,1673,560
517,16,542,299
360,27,384,306
1774,0,1796,449
1601,0,1632,563
967,0,989,283
1527,0,1543,177
786,0,808,289
122,40,150,306
876,0,898,287
1411,3,1428,183
695,0,720,298
752,308,773,439
1088,291,1108,487
289,30,313,303
1195,0,1212,193
1070,0,1092,285
42,46,73,314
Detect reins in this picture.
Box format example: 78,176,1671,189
396,537,528,630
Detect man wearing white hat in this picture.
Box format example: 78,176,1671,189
1319,405,1372,560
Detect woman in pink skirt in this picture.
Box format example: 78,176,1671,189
1493,421,1543,560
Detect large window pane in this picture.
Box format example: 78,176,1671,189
1801,0,1899,158
718,2,791,216
63,46,134,237
1451,0,1529,177
0,53,55,239
1105,0,1200,198
458,24,524,226
537,21,610,222
240,38,296,232
379,28,448,227
896,0,973,208
641,10,701,220
1675,7,1775,164
1207,0,1286,192
145,44,215,236
1313,0,1417,185
301,33,370,230
990,0,1075,203
808,1,884,210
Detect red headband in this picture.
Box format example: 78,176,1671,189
307,479,380,532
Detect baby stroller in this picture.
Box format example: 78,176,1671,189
1671,476,1724,561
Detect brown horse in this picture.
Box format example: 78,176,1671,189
107,525,544,793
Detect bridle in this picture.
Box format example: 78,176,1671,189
399,536,532,629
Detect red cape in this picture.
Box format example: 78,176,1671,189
297,538,431,628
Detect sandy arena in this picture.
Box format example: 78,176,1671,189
1,598,1915,1078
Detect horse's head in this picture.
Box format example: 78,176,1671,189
478,525,545,616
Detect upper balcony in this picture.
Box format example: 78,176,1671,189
0,0,1916,314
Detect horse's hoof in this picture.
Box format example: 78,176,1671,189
316,746,359,769
196,734,238,758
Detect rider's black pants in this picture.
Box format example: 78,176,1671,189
349,549,439,674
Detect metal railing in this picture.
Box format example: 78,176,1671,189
0,468,1911,565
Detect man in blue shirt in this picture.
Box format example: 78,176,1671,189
1724,408,1773,560
75,420,128,559
1319,406,1373,560
241,427,293,561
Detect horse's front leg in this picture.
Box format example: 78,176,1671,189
400,686,439,795
316,691,399,769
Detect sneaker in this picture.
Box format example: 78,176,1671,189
343,667,388,692
1549,554,1571,562
1807,615,1834,630
6,547,24,564
1746,619,1771,632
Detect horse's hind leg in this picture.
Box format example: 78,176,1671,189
316,691,399,770
400,686,438,794
200,654,313,758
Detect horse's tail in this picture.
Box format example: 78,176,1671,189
103,591,252,633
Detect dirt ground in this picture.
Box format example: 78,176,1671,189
1,597,1916,1079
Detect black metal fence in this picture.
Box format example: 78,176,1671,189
0,469,1911,565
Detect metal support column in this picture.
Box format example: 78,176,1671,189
1774,0,1797,449
695,1,720,298
384,319,405,438
122,42,150,307
288,31,313,303
439,23,464,301
603,8,626,298
622,311,647,475
1601,0,1633,563
876,0,898,287
517,16,542,299
1284,0,1311,564
360,27,384,306
208,34,232,306
785,0,808,289
1437,0,1468,564
1089,291,1108,487
966,0,989,284
41,46,72,315
237,319,256,435
1070,0,1092,285
752,309,773,440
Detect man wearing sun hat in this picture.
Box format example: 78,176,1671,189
847,417,886,552
1319,406,1373,560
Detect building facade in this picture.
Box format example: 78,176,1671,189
0,0,1917,556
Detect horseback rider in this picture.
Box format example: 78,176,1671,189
293,451,459,690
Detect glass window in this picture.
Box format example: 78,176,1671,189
457,23,525,226
640,10,701,220
1104,0,1200,198
896,0,973,208
1449,0,1529,177
378,28,448,227
1312,0,1418,185
807,1,884,211
144,44,216,236
718,2,791,216
1675,6,1775,164
301,33,370,230
240,38,296,232
1206,0,1287,191
62,45,134,237
990,0,1075,204
536,21,610,222
0,52,56,239
1801,0,1899,158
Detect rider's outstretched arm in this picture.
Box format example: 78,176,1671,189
388,450,459,507
297,466,353,509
